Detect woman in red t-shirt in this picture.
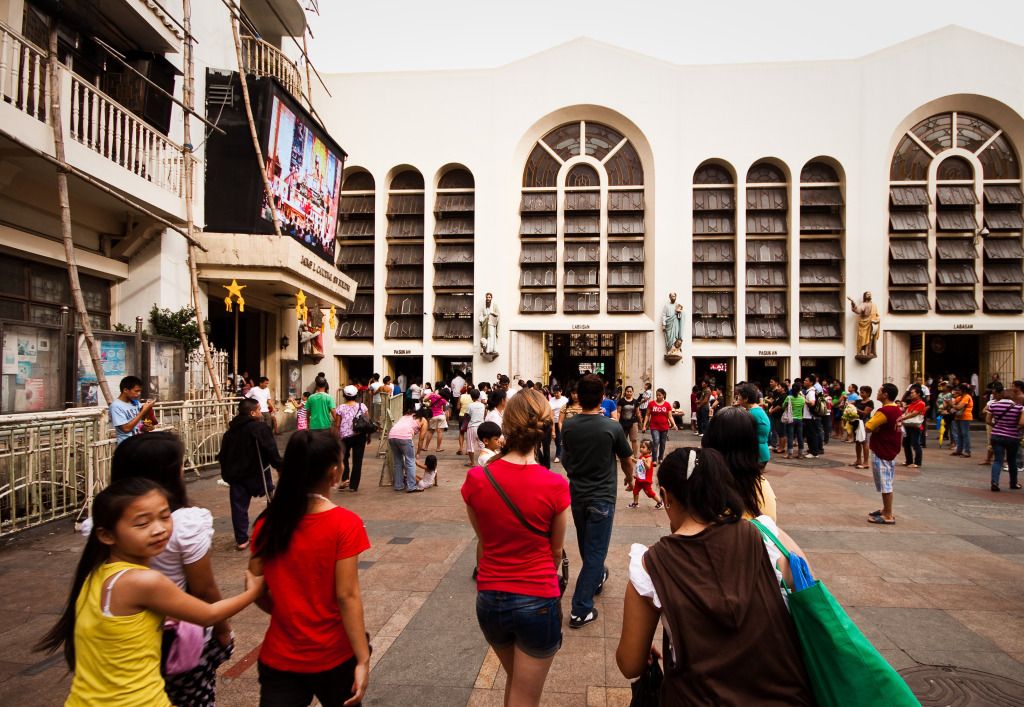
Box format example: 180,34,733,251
462,388,570,707
642,387,678,465
250,430,371,706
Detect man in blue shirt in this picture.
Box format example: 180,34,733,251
109,375,155,444
600,394,618,420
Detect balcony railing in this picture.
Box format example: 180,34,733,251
0,21,186,203
240,34,303,99
0,22,47,123
70,73,185,197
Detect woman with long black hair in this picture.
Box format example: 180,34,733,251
249,431,372,706
701,406,778,521
616,447,813,704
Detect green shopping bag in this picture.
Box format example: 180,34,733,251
750,519,920,707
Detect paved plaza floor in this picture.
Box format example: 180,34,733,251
2,429,1024,705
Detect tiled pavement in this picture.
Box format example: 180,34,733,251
2,429,1024,705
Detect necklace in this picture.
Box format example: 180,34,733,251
307,493,331,504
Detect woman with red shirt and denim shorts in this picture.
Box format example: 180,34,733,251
462,388,570,707
250,431,372,706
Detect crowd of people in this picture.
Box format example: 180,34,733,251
67,365,1023,706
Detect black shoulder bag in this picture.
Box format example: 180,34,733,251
482,464,569,597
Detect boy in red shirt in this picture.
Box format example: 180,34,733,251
866,383,903,525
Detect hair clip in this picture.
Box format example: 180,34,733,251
686,449,697,480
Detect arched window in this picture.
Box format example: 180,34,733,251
433,167,475,340
385,168,425,339
336,169,375,340
888,111,1023,314
745,160,790,340
799,160,845,340
692,161,737,339
518,120,646,314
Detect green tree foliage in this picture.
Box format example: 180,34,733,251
149,305,203,354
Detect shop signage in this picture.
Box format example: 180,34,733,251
572,324,591,330
764,359,777,367
801,359,817,366
299,255,352,293
757,350,778,356
953,323,973,330
392,349,412,355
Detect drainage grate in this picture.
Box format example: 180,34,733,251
388,537,413,545
900,666,1024,706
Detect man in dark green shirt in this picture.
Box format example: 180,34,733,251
306,379,335,431
562,374,634,628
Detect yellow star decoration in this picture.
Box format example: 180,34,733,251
223,279,246,312
295,289,308,320
329,305,337,330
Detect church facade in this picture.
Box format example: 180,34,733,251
324,27,1024,393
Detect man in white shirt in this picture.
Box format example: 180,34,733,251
409,381,422,409
397,373,408,395
801,376,821,458
245,376,275,428
549,385,568,463
369,373,383,424
451,373,466,397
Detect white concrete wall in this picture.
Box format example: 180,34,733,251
319,28,1024,389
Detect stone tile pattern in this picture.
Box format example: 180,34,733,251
0,430,1022,705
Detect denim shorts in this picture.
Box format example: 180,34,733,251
476,590,562,659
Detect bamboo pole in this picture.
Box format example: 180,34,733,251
229,11,284,239
47,23,114,407
182,0,223,401
301,31,314,114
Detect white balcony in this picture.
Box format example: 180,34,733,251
0,22,186,221
240,34,304,100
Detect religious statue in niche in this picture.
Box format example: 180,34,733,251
299,297,325,361
478,292,500,361
662,292,684,364
850,291,880,362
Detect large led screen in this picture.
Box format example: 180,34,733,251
262,95,343,262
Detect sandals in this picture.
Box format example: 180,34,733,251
867,516,895,525
855,464,868,469
235,541,250,551
1013,483,1023,490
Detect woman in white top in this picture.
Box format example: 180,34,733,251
484,388,506,427
84,432,232,707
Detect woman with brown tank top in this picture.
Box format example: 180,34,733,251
615,447,814,706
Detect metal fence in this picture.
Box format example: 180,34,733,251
185,348,229,400
0,397,238,537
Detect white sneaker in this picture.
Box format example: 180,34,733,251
804,454,816,459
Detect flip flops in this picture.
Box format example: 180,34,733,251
867,516,895,525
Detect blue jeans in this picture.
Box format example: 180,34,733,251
955,420,972,455
991,435,1020,488
476,591,563,659
554,424,563,460
570,499,615,618
650,429,668,463
389,438,416,490
785,421,803,454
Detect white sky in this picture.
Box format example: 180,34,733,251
306,0,1024,73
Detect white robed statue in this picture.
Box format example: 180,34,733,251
479,292,500,360
661,292,684,353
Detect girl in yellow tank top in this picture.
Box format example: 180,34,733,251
35,478,264,706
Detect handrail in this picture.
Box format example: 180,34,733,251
0,21,48,123
69,71,185,197
239,34,303,98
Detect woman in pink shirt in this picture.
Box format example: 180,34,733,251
389,398,424,492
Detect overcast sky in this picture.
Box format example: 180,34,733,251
306,0,1024,74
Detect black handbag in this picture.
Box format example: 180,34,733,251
630,651,663,706
482,464,569,596
352,404,377,435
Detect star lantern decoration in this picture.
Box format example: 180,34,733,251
223,279,246,312
329,305,337,330
295,289,308,320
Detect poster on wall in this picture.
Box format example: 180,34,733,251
261,95,343,263
76,335,131,405
1,324,60,414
